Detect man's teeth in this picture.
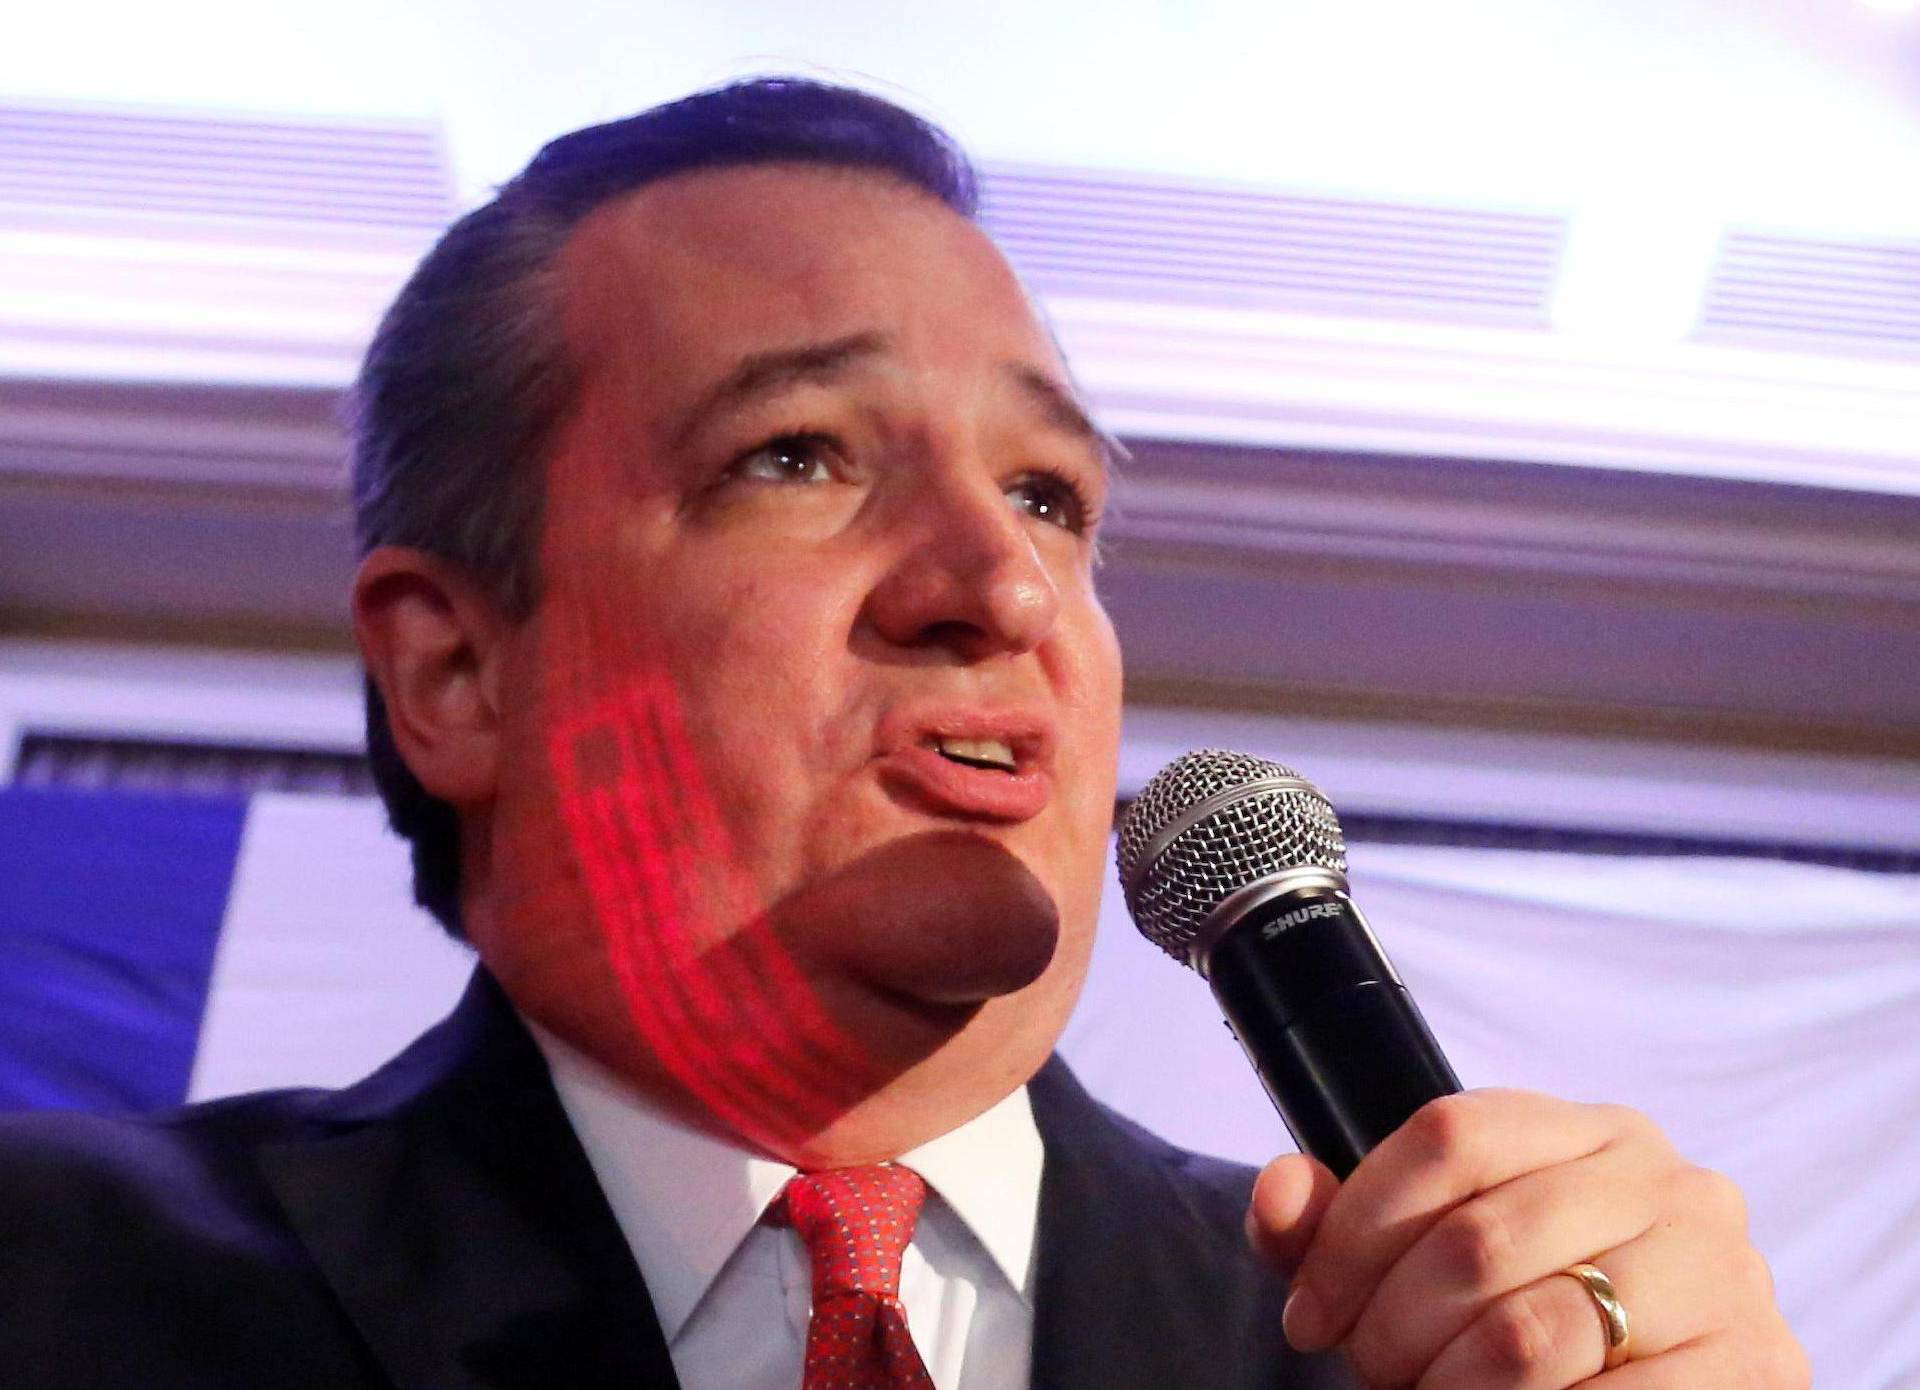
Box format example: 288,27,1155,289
934,737,1018,771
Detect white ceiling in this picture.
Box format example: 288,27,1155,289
5,3,1918,490
6,0,1918,233
3,1,1917,753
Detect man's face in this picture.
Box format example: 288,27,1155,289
474,163,1123,1162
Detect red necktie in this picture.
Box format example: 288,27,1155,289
777,1164,938,1390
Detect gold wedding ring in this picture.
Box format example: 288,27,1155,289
1559,1262,1631,1370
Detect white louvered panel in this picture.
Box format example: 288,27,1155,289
1699,231,1920,358
980,165,1565,324
0,100,457,386
0,100,456,232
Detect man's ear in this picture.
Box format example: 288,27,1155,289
352,547,514,806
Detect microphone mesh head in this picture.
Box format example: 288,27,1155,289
1116,749,1347,962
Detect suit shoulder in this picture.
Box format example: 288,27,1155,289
1,1087,329,1200
0,1089,339,1275
0,1094,383,1385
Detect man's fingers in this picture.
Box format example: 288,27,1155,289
1410,1194,1779,1390
1581,1330,1811,1390
1411,1267,1627,1390
1420,1320,1801,1390
1283,1090,1643,1351
1245,1151,1338,1275
1341,1139,1667,1384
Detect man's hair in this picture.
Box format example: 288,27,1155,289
350,77,981,937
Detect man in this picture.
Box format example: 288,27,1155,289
0,78,1807,1388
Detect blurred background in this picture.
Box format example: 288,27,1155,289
2,2,1917,1384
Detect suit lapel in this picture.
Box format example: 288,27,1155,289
1025,1056,1349,1390
259,971,683,1390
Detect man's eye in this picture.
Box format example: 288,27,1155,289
731,434,837,484
1007,473,1092,534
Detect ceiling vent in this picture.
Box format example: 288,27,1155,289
980,164,1566,326
1698,230,1920,359
0,99,456,233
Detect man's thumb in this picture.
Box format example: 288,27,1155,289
1244,1151,1338,1273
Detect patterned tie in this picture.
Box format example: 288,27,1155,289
777,1164,938,1390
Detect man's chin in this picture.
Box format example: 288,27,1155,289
767,987,1058,1169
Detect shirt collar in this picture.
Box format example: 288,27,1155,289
526,1020,1045,1340
899,1076,1045,1311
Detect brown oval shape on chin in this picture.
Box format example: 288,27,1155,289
777,830,1062,1007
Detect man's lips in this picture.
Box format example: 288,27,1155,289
875,743,1051,823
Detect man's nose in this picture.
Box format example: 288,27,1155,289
861,475,1061,660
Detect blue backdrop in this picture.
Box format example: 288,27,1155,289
0,785,246,1113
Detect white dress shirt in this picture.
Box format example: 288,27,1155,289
529,1023,1043,1390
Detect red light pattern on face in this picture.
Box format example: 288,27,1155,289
547,677,891,1151
522,424,906,1157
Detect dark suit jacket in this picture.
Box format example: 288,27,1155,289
0,970,1353,1388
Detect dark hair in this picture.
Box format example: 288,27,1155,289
350,77,980,937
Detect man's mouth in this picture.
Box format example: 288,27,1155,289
876,719,1051,823
930,736,1018,773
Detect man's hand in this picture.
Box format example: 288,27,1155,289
1245,1090,1810,1388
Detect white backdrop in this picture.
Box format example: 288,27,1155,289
189,794,1920,1389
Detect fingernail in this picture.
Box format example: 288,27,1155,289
1283,1284,1324,1350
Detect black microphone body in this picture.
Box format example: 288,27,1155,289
1118,750,1461,1181
1202,876,1459,1181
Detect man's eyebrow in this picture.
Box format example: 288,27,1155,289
1006,363,1124,473
671,331,889,448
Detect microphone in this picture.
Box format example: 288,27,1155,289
1116,749,1460,1180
